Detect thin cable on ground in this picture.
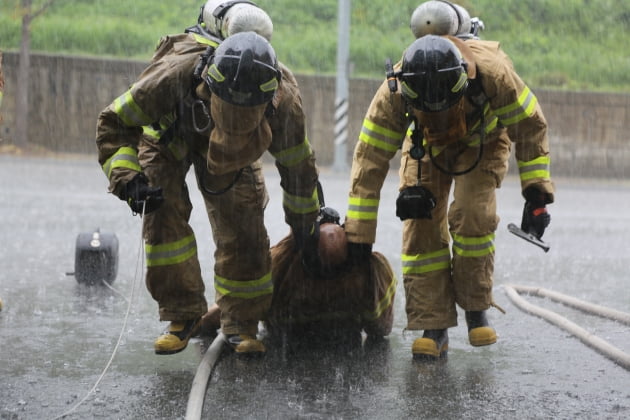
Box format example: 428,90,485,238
185,333,226,420
504,284,630,371
100,278,131,305
52,208,146,419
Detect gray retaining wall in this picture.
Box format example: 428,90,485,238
1,51,629,178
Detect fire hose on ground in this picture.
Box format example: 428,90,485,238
504,284,630,370
185,332,226,420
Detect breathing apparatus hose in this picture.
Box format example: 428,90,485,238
427,108,485,176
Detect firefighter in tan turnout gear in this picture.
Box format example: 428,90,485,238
345,1,554,361
96,2,320,356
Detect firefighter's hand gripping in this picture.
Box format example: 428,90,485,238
123,173,164,215
521,187,551,239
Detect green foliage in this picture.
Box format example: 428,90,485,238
0,0,628,92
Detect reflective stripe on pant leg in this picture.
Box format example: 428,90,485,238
448,137,508,310
201,161,272,335
140,141,207,321
401,154,457,330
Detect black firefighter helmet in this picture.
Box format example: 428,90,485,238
206,31,281,106
400,35,468,112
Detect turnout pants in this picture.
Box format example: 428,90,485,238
140,140,272,336
399,132,510,330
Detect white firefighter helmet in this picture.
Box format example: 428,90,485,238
201,1,273,41
410,1,472,38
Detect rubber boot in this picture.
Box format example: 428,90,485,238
465,310,497,347
412,329,448,361
154,318,201,355
225,334,266,356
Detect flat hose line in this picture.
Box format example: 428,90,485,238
185,332,226,420
504,284,630,371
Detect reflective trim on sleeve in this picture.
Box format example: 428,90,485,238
494,86,538,126
518,155,551,181
347,196,379,221
191,33,220,48
402,247,451,275
145,234,197,267
214,271,273,299
283,186,319,215
451,232,495,257
113,88,153,127
272,137,313,167
102,146,141,178
359,118,404,153
363,273,398,321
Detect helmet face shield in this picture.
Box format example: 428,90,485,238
400,35,468,112
206,31,280,106
401,65,468,112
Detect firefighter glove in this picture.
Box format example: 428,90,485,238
346,242,373,267
521,201,550,239
293,224,321,276
123,173,164,215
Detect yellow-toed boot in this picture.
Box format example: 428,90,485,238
154,318,201,355
412,329,448,361
466,310,497,347
225,334,266,356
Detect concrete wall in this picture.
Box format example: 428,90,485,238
2,51,629,178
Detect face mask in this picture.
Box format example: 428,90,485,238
207,95,271,175
415,95,467,147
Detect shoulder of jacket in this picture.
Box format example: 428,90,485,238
465,39,502,55
151,33,218,62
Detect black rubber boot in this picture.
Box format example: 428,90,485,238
412,329,449,361
465,310,497,347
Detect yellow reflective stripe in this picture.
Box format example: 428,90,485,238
283,186,319,215
359,118,404,153
518,156,551,181
465,105,499,146
347,196,379,220
102,146,141,178
452,232,495,257
494,86,538,126
363,274,398,320
214,272,273,298
142,125,160,141
402,247,451,275
145,235,197,267
272,137,313,167
191,33,219,48
113,88,153,127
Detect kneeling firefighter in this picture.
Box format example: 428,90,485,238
344,1,554,361
96,2,320,356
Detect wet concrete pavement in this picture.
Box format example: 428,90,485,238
1,154,629,419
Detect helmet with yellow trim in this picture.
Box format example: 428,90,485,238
205,31,281,106
400,35,468,112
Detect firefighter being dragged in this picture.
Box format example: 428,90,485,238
344,1,554,361
96,1,320,356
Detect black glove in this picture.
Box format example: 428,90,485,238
521,187,551,239
293,224,321,276
346,242,373,267
122,173,164,215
